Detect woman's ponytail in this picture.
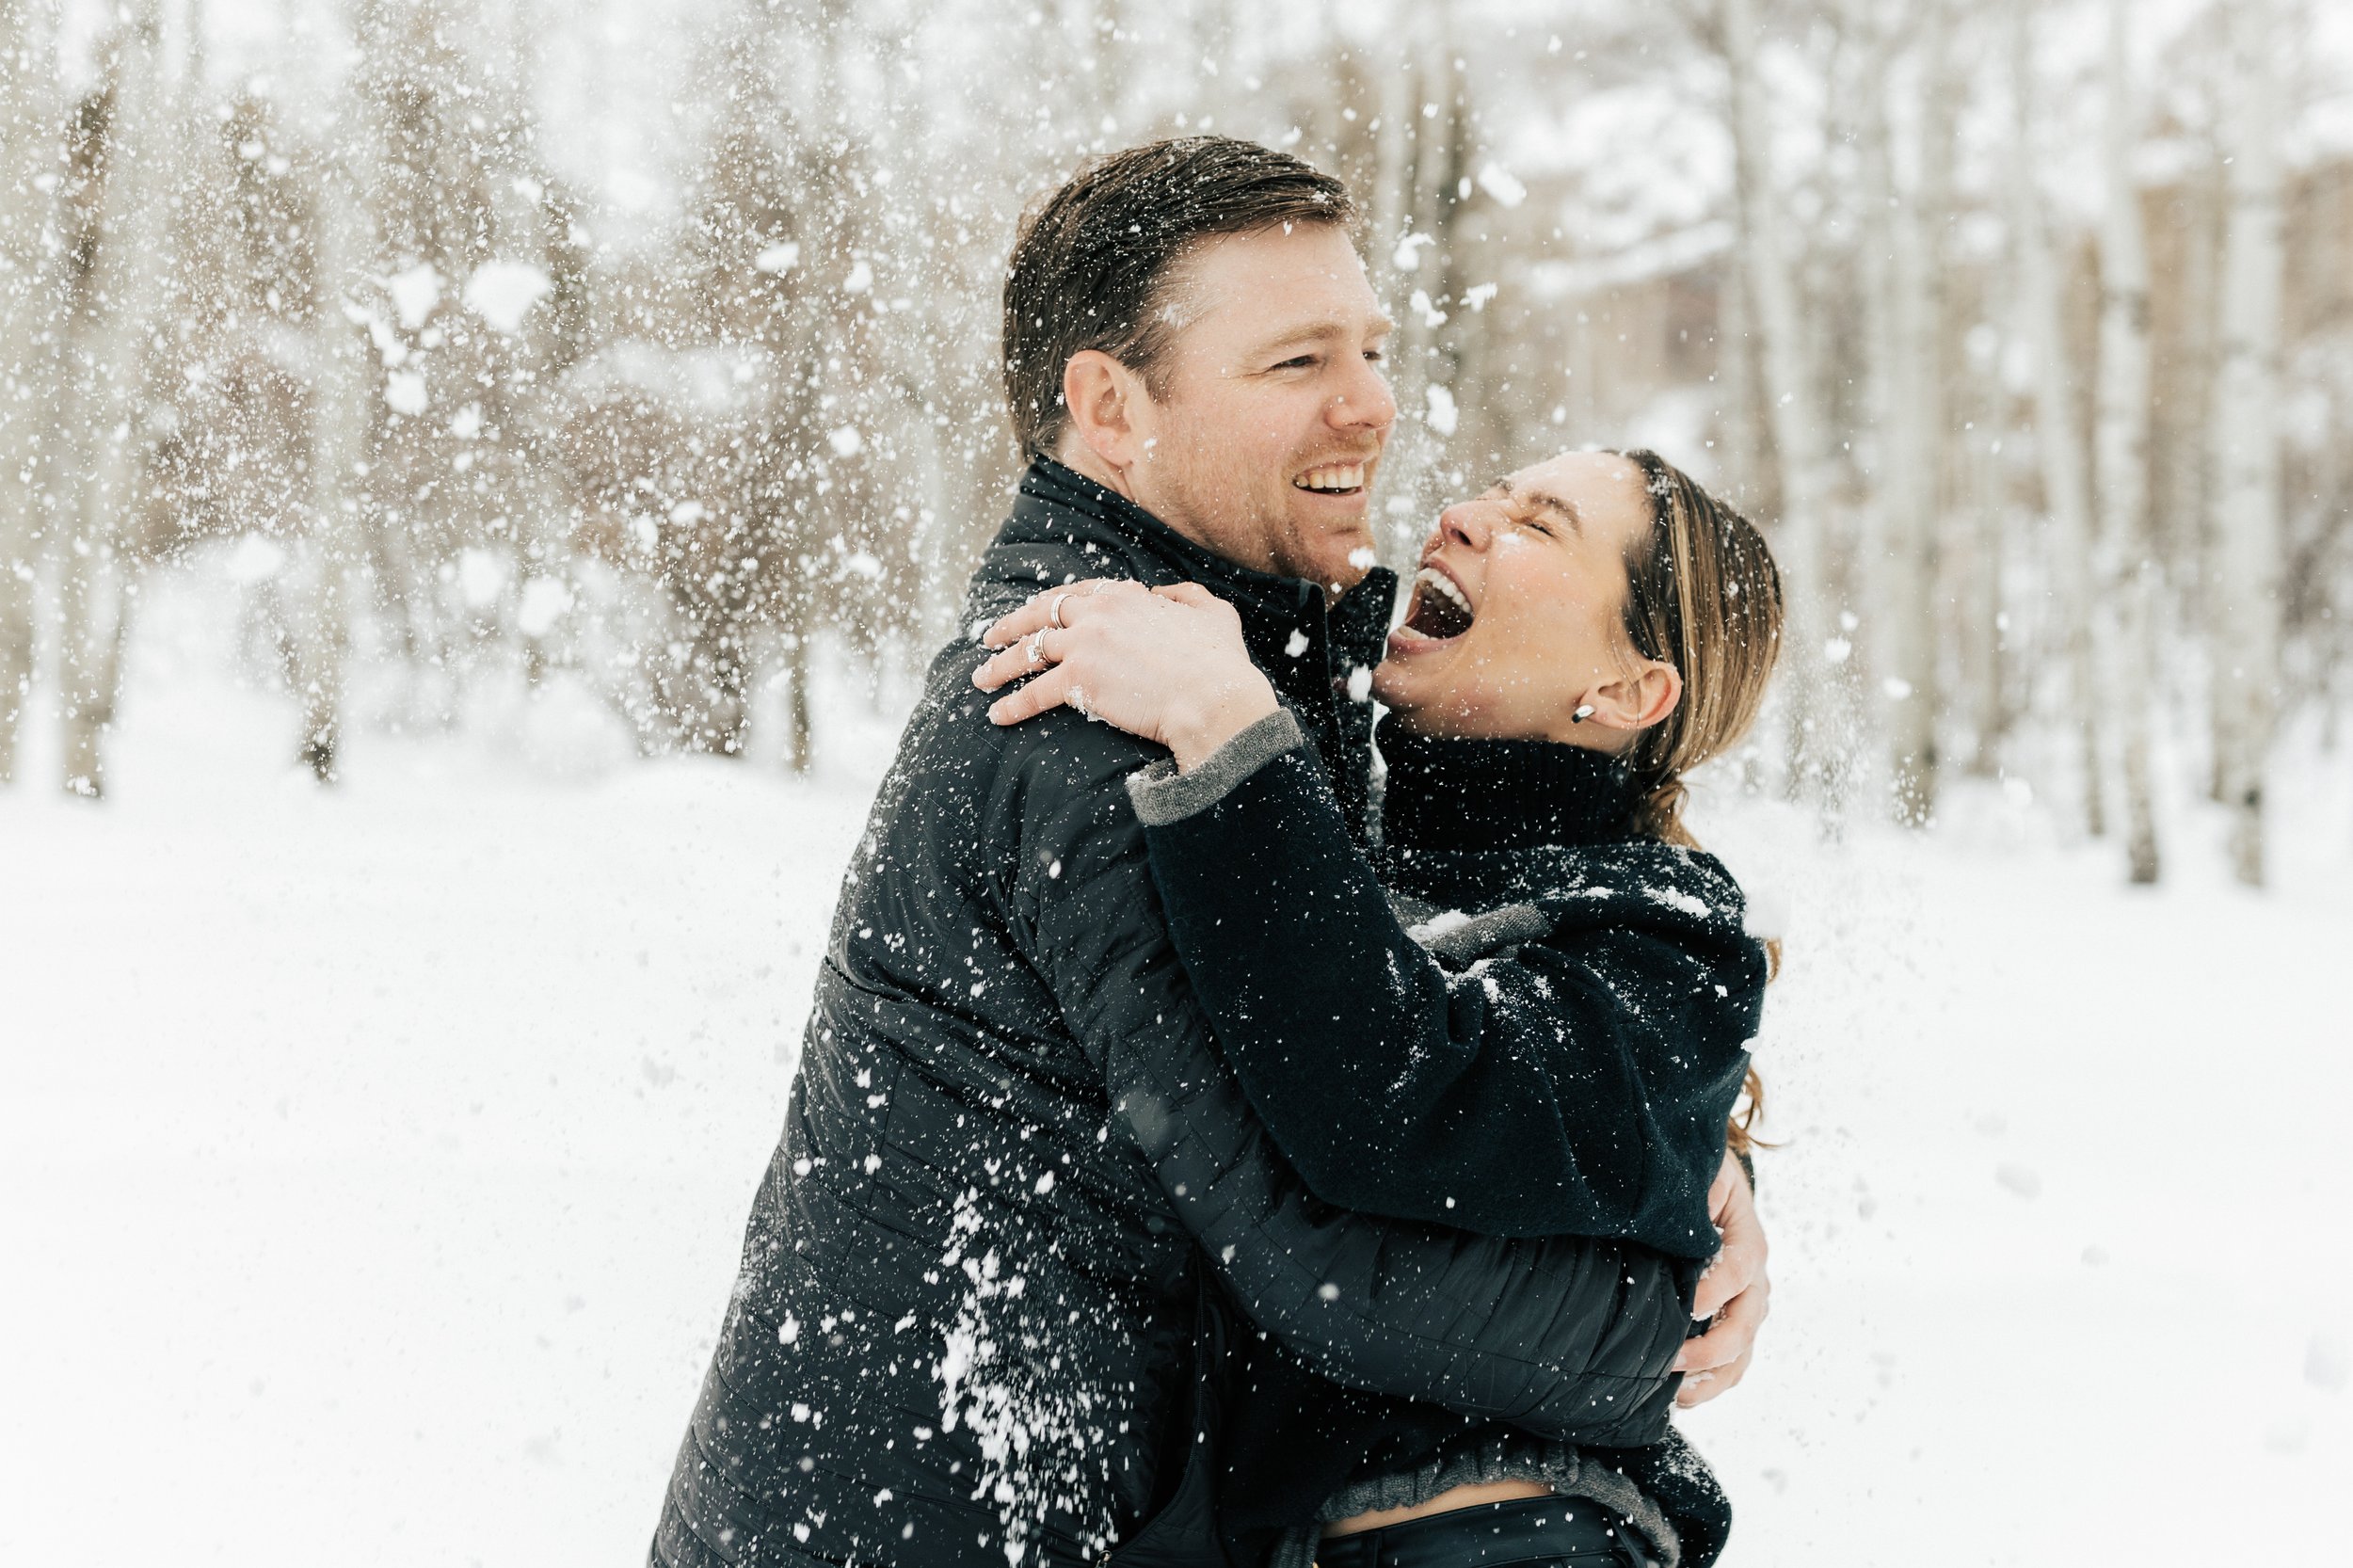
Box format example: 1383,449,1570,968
1610,449,1786,1157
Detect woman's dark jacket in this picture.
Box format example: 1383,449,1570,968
650,462,1701,1568
1128,709,1769,1564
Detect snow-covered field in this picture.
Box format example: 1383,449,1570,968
4,568,2348,1564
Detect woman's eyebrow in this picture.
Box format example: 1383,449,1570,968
1493,478,1584,534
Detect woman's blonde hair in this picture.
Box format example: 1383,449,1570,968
1611,449,1785,1156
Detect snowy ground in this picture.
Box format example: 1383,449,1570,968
4,566,2348,1564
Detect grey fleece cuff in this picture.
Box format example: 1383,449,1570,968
1125,707,1305,826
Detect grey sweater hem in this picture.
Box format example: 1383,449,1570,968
1125,707,1306,825
1263,1437,1681,1568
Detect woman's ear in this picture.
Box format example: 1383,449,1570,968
1576,659,1683,741
1627,658,1684,730
1063,350,1149,473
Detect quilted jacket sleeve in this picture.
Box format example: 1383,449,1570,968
1001,718,1691,1447
1135,729,1763,1256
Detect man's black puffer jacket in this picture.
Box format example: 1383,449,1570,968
651,461,1694,1568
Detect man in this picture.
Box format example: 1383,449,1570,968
653,137,1768,1568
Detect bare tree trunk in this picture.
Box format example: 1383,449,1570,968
2207,0,2286,887
291,156,376,783
1950,407,2009,775
1722,0,1841,808
2009,0,2104,836
0,527,32,786
1717,250,1770,513
2093,0,2160,883
1876,0,1960,822
59,2,176,797
1367,5,1472,539
0,0,60,785
782,626,813,775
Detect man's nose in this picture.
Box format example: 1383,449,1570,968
1329,352,1399,435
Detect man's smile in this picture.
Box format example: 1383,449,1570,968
1293,461,1369,495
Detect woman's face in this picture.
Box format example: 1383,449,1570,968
1374,450,1669,744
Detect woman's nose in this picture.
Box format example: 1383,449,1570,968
1437,501,1494,552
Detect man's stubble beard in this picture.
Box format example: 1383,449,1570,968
1135,443,1278,576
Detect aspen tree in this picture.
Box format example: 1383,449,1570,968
2207,0,2286,887
1365,2,1474,536
0,0,60,784
1721,0,1840,805
289,151,377,783
1878,0,1961,822
2008,0,2105,837
2092,0,2161,883
56,2,176,797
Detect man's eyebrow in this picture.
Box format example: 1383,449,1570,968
1253,315,1399,355
1493,477,1584,534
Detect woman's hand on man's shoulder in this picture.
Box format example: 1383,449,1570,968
971,578,1279,771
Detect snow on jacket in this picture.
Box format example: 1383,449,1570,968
649,461,1697,1568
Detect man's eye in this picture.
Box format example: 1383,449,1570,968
1364,348,1385,363
1276,355,1317,370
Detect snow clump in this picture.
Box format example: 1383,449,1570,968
462,261,554,334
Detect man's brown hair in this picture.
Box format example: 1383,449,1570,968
1001,136,1355,457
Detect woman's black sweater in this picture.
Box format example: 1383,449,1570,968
1130,710,1768,1257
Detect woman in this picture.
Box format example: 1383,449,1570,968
973,448,1784,1568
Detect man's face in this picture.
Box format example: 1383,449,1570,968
1119,224,1398,591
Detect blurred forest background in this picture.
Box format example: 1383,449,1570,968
3,0,2349,887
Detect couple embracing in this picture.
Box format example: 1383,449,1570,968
653,136,1783,1568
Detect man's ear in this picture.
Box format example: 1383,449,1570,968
1579,659,1684,738
1063,349,1150,473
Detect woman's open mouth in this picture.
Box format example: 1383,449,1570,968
1392,566,1476,645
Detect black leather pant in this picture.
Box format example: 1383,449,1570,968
1313,1496,1652,1568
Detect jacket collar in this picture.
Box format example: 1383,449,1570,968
981,458,1398,709
1378,713,1642,854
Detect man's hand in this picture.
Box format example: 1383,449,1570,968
1673,1150,1770,1408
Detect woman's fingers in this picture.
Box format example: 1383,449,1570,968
1673,1344,1753,1409
980,577,1139,648
1675,1149,1769,1397
985,664,1080,727
971,628,1063,693
1673,1264,1769,1382
969,577,1249,743
979,595,1059,649
1690,1152,1765,1320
